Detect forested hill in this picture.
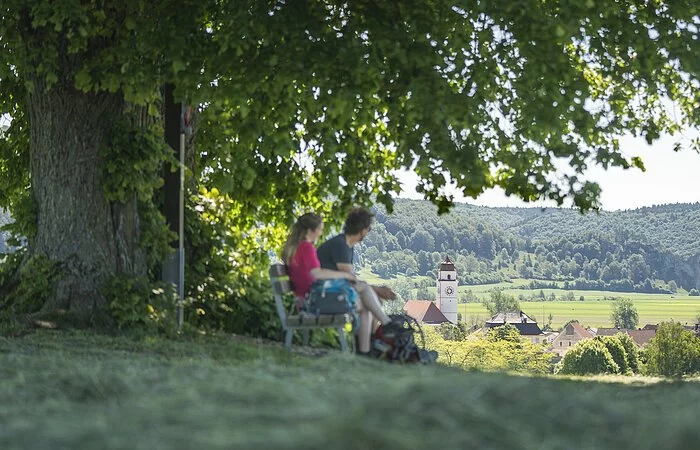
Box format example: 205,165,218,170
480,203,700,259
358,200,700,294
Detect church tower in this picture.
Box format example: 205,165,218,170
436,255,458,324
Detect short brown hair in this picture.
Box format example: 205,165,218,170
343,207,374,235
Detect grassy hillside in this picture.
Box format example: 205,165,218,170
3,330,700,449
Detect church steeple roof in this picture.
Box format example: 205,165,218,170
439,255,455,271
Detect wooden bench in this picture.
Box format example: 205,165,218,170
269,263,353,352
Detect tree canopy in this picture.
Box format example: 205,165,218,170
1,1,698,324
482,290,521,315
644,321,700,377
610,297,639,329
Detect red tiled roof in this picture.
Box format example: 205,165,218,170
593,327,656,347
570,322,594,339
627,330,656,347
403,300,450,324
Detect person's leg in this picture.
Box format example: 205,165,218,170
357,308,373,353
355,282,391,324
354,282,392,353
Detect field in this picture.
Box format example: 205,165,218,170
460,298,700,329
357,269,700,328
4,329,700,449
458,282,700,328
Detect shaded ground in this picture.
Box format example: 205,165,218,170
2,330,699,449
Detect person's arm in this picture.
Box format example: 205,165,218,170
310,267,356,281
335,262,354,274
372,285,397,300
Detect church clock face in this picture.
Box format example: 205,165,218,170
445,286,454,296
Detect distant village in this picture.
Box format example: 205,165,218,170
402,256,700,358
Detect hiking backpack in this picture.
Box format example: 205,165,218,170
371,314,438,364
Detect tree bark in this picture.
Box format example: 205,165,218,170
27,81,147,314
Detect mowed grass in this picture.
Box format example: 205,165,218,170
4,329,700,449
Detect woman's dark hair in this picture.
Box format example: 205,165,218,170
343,207,374,235
282,213,323,264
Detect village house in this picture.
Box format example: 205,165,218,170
484,311,546,344
550,321,594,357
403,300,450,325
594,327,657,348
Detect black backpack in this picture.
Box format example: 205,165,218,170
371,314,438,364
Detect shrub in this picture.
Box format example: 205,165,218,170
614,332,640,373
487,323,522,344
644,321,700,377
182,189,282,340
0,249,61,315
595,335,629,374
436,322,470,341
103,275,179,334
424,327,552,375
689,288,700,297
556,339,619,375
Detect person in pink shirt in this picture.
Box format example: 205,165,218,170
281,213,356,302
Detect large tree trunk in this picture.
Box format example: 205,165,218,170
27,81,147,314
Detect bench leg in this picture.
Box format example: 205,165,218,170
337,327,348,352
284,329,293,351
302,329,310,347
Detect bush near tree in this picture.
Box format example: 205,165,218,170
556,339,619,376
436,322,470,342
486,323,522,344
423,326,552,375
595,336,629,374
614,332,640,373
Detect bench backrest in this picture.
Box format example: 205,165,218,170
269,263,293,328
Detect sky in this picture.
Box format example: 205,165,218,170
397,130,700,212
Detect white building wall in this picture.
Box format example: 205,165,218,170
437,271,458,324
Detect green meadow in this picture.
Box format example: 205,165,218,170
460,298,700,329
358,270,700,329
457,282,700,328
